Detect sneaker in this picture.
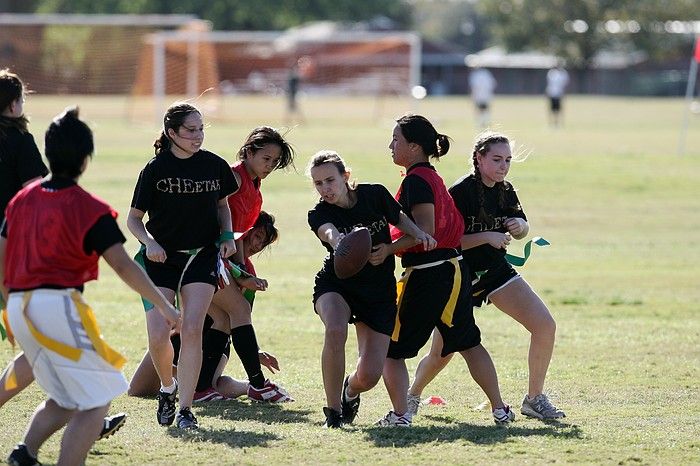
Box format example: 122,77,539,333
521,394,566,420
156,384,178,426
97,412,127,440
193,387,227,403
406,393,421,419
323,407,343,428
176,407,198,429
340,375,360,424
7,444,40,466
375,410,412,427
247,379,294,403
493,405,515,424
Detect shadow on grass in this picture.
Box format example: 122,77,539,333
363,417,583,447
194,398,313,425
167,424,280,448
163,400,313,447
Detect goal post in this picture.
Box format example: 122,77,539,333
141,26,422,122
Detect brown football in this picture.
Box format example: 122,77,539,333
333,227,372,279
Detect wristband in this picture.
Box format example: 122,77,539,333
219,231,235,242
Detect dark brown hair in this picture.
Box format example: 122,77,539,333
248,210,279,253
472,131,520,222
45,106,94,178
153,102,201,155
0,68,29,136
238,126,295,171
395,113,451,160
306,150,356,190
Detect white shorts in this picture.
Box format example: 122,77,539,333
7,289,128,410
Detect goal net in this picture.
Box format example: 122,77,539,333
0,14,201,96
138,23,421,120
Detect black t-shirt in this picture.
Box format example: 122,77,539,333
0,125,48,224
308,183,402,287
131,149,238,251
449,173,527,271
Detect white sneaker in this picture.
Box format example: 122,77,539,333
492,405,515,424
375,410,412,427
406,393,421,419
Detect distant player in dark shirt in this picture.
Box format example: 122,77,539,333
307,150,434,428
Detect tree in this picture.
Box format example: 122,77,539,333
29,0,411,31
477,0,698,92
478,0,698,66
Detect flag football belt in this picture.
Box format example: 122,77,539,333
134,245,203,311
21,290,126,369
473,237,551,284
0,293,7,341
221,259,256,304
392,256,462,342
2,290,126,391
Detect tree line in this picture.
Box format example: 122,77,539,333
2,0,697,65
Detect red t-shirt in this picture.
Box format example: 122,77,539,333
4,181,115,289
390,166,463,255
228,161,262,235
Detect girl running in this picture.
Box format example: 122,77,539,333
1,107,178,465
407,131,564,420
0,69,127,440
127,102,238,430
373,114,513,426
307,150,435,428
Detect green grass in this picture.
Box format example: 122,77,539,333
1,95,699,464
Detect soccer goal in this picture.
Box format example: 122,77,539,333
138,23,421,122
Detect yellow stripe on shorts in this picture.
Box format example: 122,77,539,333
390,257,461,343
21,291,126,370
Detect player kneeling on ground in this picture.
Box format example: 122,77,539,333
1,107,179,466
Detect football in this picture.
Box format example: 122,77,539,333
334,227,372,279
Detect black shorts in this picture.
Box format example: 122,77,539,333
313,273,397,337
388,259,481,359
549,97,561,112
143,244,218,292
471,261,520,307
476,102,489,111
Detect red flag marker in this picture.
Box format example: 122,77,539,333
423,395,447,406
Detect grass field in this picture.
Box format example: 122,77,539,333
1,95,699,465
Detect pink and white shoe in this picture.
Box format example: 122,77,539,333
247,379,294,403
193,387,227,403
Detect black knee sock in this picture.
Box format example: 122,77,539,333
230,324,265,388
196,329,230,392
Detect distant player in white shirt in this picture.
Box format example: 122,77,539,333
468,67,496,128
546,64,570,128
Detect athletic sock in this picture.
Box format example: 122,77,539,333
196,329,230,392
230,324,265,389
160,379,177,394
344,379,359,401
